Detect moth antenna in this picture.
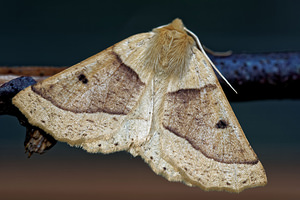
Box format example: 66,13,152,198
184,28,238,94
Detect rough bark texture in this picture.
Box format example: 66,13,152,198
1,52,299,101
0,51,299,156
211,52,300,101
0,77,56,156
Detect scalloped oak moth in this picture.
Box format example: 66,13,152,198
12,19,267,192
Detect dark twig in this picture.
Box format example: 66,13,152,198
212,52,300,101
0,77,56,156
0,51,299,156
1,52,300,101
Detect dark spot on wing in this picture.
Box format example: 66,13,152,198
78,74,88,84
215,119,228,129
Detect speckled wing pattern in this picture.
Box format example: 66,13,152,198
158,46,266,192
12,19,267,193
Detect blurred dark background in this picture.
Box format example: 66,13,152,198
0,0,300,199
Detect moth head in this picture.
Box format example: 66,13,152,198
145,18,195,78
155,18,186,34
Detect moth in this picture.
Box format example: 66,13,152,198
13,19,267,192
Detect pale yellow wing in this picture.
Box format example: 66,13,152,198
158,46,267,192
13,33,154,147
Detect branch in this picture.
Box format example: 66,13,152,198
1,51,299,156
0,77,56,157
1,52,299,101
211,52,300,101
0,66,66,85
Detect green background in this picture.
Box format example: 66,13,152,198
0,0,299,199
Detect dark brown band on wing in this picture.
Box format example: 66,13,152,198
162,84,258,165
32,49,145,115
